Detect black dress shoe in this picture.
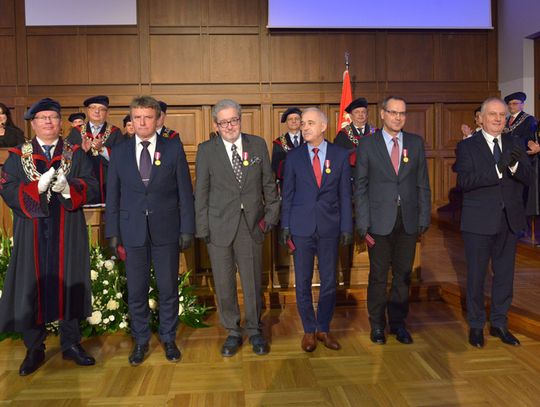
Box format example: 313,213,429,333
19,348,45,376
62,344,95,366
469,328,484,348
370,328,386,345
490,327,520,346
249,334,270,356
129,343,149,366
163,341,182,362
221,335,242,357
390,327,413,344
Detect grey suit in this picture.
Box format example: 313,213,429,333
195,133,279,337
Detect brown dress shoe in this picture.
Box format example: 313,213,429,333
316,332,341,350
301,333,317,352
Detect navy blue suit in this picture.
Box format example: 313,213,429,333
105,135,195,344
281,141,352,333
455,132,530,329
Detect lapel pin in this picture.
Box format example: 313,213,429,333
242,151,249,166
325,159,331,174
154,151,161,166
402,148,409,163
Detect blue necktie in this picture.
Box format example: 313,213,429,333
493,137,502,163
42,145,53,161
293,135,299,148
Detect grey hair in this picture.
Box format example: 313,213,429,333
129,96,161,117
480,97,507,114
302,107,328,124
212,99,242,122
381,95,407,110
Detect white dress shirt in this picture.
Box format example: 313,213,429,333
135,133,157,169
481,130,518,179
222,136,243,166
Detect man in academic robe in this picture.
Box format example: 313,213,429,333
0,98,99,376
66,95,125,204
68,112,86,128
106,96,195,366
157,101,180,140
271,107,303,189
280,107,353,352
122,114,135,138
334,97,374,167
194,99,280,357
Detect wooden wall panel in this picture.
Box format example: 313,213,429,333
442,157,458,202
426,157,436,204
0,0,14,28
27,36,88,85
270,34,320,82
87,35,140,84
149,0,202,27
166,108,201,148
208,0,259,27
209,35,260,83
438,34,488,81
386,33,434,81
239,108,261,136
0,36,17,84
150,35,202,83
441,103,481,150
403,104,435,149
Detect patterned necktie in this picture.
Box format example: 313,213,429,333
391,137,400,174
231,144,243,183
139,140,152,186
493,137,502,163
312,147,322,187
42,145,53,161
293,135,299,148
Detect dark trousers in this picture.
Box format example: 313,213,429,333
208,213,263,338
293,233,339,333
23,318,81,352
462,211,517,329
367,208,417,330
125,241,180,345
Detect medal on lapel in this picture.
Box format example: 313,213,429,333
325,159,331,174
242,151,249,166
402,148,409,163
154,151,161,166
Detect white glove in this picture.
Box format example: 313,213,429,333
38,167,56,193
51,168,70,196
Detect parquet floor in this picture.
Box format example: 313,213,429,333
1,222,540,406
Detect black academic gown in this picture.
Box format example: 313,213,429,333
0,138,99,332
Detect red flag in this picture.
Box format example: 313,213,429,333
337,69,353,132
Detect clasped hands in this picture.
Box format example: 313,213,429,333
38,167,70,195
496,144,522,174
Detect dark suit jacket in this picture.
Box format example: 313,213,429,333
271,132,303,180
354,130,431,235
281,141,352,237
454,132,531,235
194,133,280,247
105,136,195,247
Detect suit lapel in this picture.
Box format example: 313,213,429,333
320,142,333,189
128,137,145,188
214,135,239,186
240,134,250,187
472,132,496,166
398,133,411,179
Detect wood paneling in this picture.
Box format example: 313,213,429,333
0,0,14,28
150,35,203,83
0,36,17,84
441,103,481,150
403,104,435,150
270,34,320,82
87,35,140,84
209,35,260,83
208,0,259,27
149,0,202,27
438,34,488,81
386,33,434,81
165,108,202,148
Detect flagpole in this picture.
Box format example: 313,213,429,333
345,51,350,71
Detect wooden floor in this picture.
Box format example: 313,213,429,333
1,222,540,406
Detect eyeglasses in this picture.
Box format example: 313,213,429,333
33,115,61,122
384,109,407,118
216,117,240,129
88,106,108,113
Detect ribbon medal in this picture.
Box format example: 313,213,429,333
154,151,161,166
402,148,409,163
242,151,249,166
325,159,331,174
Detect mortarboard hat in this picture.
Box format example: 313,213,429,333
123,114,132,127
68,112,86,123
158,101,168,114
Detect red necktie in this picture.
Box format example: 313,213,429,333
509,116,515,126
391,137,400,174
312,147,322,187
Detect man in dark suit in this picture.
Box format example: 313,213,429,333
271,107,303,188
354,96,431,345
454,97,531,348
66,95,125,203
195,99,280,357
280,107,353,352
105,96,195,365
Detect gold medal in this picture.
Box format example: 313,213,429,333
403,157,409,163
243,160,249,166
155,160,161,166
325,168,331,174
